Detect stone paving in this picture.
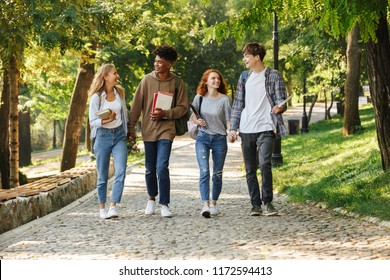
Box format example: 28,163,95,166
1,139,389,260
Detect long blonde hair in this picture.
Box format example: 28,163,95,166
88,63,125,99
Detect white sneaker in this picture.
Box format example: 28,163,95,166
161,205,172,218
99,209,107,219
145,200,156,215
201,205,211,218
210,205,218,216
106,206,118,219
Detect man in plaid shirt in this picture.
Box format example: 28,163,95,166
229,42,288,216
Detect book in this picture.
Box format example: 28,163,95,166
278,94,293,106
152,91,174,111
97,109,111,119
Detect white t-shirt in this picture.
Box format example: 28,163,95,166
101,97,122,129
239,70,275,133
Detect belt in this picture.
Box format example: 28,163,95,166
99,125,123,133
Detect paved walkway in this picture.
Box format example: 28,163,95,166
1,135,389,260
2,103,389,261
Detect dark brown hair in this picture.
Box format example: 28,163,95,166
242,43,266,61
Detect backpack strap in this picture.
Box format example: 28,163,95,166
173,75,181,107
198,96,203,117
241,71,249,108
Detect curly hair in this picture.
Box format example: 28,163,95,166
196,69,228,96
152,45,178,62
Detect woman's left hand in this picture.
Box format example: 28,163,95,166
197,118,206,127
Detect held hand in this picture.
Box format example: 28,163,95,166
102,110,115,124
128,132,137,141
109,111,116,122
272,105,284,114
150,108,165,121
228,131,237,143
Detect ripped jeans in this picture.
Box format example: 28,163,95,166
195,131,228,202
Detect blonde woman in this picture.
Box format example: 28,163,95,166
88,64,129,219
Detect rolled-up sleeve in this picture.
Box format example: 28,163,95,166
230,73,245,131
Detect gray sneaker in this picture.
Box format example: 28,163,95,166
263,203,278,216
250,205,262,216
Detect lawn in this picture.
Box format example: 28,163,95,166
274,105,390,221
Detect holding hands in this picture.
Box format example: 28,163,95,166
228,130,237,143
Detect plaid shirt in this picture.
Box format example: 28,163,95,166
230,67,288,137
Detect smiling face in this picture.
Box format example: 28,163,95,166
154,55,172,76
206,71,221,89
104,67,119,87
242,52,260,69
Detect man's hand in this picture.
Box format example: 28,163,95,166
228,130,237,143
128,132,137,141
272,104,284,114
150,108,165,121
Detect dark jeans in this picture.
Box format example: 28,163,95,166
144,139,173,206
240,131,275,206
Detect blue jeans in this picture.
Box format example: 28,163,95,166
195,131,228,202
94,126,128,205
240,131,275,206
144,139,173,206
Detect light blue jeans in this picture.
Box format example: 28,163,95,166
144,139,173,206
94,126,127,205
195,131,228,202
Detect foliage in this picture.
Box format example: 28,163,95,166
274,106,390,221
22,45,79,121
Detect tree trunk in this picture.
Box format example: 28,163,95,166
344,24,362,136
9,55,20,187
60,51,95,172
53,119,57,149
0,63,11,189
19,111,32,167
326,92,334,120
366,14,390,171
324,90,329,120
307,94,318,124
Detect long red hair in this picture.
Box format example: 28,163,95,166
196,69,228,96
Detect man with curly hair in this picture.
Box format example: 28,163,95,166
129,45,188,218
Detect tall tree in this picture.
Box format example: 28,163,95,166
343,24,361,136
61,48,96,171
0,0,32,187
9,55,21,186
365,14,390,170
0,64,11,188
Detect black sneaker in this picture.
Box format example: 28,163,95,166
263,203,278,216
250,205,262,216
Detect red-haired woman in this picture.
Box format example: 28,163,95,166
190,69,231,218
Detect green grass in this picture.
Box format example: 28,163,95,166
274,105,390,221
